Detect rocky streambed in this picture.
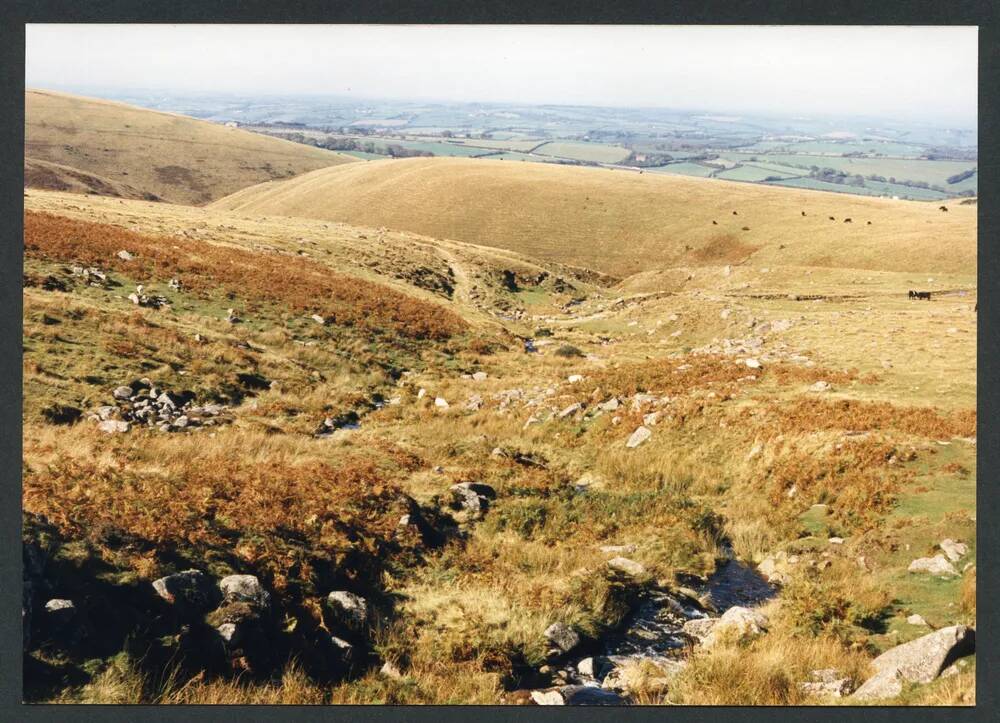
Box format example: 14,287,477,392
518,557,777,705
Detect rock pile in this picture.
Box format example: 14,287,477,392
70,265,113,288
87,379,231,433
127,284,170,309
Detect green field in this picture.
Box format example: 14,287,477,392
646,161,718,178
762,176,946,201
716,164,801,182
534,140,631,163
722,152,976,189
480,151,543,162
446,138,545,152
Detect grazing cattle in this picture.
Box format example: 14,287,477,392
733,211,738,215
867,221,872,225
909,290,932,300
742,226,750,231
829,216,835,221
844,218,852,223
712,220,718,225
939,206,949,212
801,211,807,216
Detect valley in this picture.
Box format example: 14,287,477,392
21,90,977,706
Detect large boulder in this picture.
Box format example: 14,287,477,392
852,625,975,700
702,606,768,648
907,554,958,576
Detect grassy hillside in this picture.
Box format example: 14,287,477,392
24,190,976,707
211,157,976,277
25,89,358,205
24,157,152,200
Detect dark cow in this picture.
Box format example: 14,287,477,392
742,226,750,231
829,216,835,221
844,218,852,223
867,221,872,225
909,290,932,300
733,210,739,215
801,211,807,216
712,220,718,225
939,206,949,212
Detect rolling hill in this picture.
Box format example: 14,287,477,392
24,89,358,205
212,156,976,277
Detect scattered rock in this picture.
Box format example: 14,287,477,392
544,622,581,654
116,249,135,261
97,419,130,434
152,570,219,612
809,381,832,393
598,398,620,412
744,358,761,369
310,314,326,324
681,617,717,643
907,614,928,626
567,374,584,383
472,371,488,382
702,606,768,648
798,668,852,698
828,537,844,545
907,554,958,577
219,574,271,609
852,625,975,700
607,557,645,577
558,402,582,419
625,426,652,449
939,539,968,562
326,591,368,632
434,397,449,409
450,482,496,516
530,689,566,705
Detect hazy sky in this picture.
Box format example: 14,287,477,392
26,25,978,125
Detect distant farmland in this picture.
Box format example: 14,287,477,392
534,140,631,163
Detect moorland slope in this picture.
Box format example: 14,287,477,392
25,89,357,204
211,156,976,277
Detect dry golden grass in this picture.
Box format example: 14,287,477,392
25,89,357,204
210,156,976,277
754,398,976,439
24,157,151,200
669,628,873,705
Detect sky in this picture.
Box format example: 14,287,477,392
25,25,978,126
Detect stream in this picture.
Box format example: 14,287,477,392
542,557,777,705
